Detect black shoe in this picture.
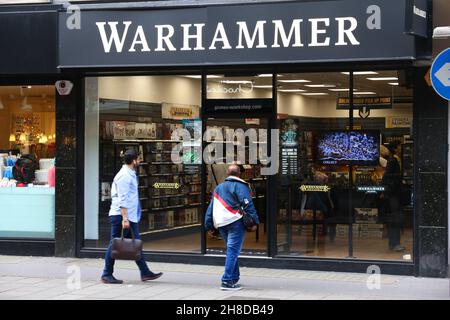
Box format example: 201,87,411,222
101,275,123,284
141,272,163,282
220,281,242,291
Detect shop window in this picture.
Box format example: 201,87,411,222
204,74,273,256
276,72,351,258
206,74,273,100
84,75,202,253
275,70,414,262
351,70,414,261
0,85,56,238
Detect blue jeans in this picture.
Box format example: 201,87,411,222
102,215,152,278
218,219,245,284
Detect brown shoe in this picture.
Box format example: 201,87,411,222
141,272,163,282
101,275,123,284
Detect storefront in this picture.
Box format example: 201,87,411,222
0,0,448,277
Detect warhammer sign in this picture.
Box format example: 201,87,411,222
59,0,417,68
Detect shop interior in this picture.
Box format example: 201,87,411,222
85,71,414,262
0,85,56,238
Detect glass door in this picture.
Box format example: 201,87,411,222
203,74,274,256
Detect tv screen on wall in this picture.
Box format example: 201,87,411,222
315,131,380,165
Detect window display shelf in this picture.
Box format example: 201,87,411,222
150,194,185,199
0,187,55,238
141,223,201,235
150,203,202,212
151,162,178,165
150,173,186,176
113,139,182,143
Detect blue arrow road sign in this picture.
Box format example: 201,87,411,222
431,48,450,100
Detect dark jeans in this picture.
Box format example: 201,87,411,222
102,215,152,278
218,219,245,284
388,225,401,249
383,196,403,249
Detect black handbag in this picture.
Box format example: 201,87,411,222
239,206,257,231
226,180,258,231
111,226,143,261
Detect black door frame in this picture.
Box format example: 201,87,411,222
200,73,277,257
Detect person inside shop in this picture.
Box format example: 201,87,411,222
380,141,405,252
101,149,163,284
301,170,337,242
204,164,260,291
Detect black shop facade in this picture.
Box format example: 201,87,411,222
0,0,447,278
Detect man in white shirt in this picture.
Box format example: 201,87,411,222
101,149,163,284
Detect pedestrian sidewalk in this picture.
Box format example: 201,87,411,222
0,255,448,300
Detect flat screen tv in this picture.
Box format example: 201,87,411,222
315,131,380,165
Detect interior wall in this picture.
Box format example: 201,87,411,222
98,75,413,121
278,93,413,118
98,76,202,106
0,103,10,150
0,97,55,151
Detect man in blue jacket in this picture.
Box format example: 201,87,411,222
205,164,260,291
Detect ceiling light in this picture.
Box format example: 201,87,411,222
328,88,351,92
254,85,273,88
353,92,377,95
279,79,311,83
367,77,398,81
433,26,450,39
341,71,378,75
183,75,222,79
221,80,253,84
279,89,307,92
305,84,336,88
257,74,273,77
19,133,27,143
301,93,329,96
388,82,399,86
20,97,32,111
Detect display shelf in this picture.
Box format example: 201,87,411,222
141,223,201,235
113,139,182,143
150,194,186,199
100,133,202,238
150,162,178,165
249,178,267,182
150,203,202,212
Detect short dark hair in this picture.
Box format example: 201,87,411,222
123,149,138,165
387,141,401,154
